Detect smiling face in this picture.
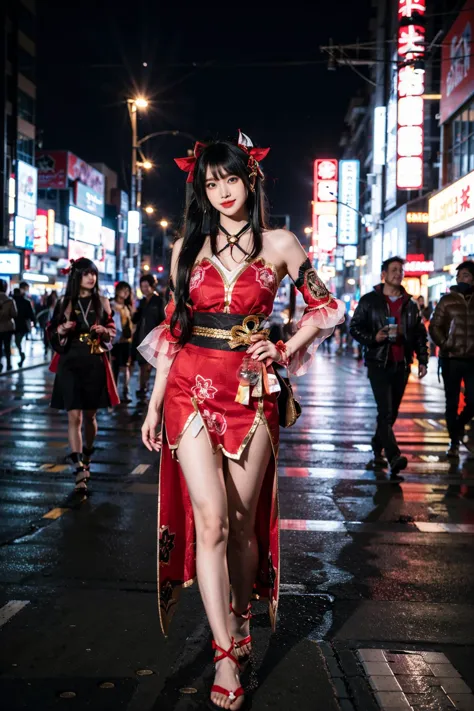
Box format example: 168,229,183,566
205,166,248,217
80,269,97,291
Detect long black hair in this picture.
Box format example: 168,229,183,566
60,257,102,321
171,140,268,343
114,280,132,307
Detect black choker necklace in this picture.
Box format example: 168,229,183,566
217,222,251,257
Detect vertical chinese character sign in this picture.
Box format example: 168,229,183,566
312,159,338,255
396,0,426,190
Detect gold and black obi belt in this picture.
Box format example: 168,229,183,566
190,312,270,351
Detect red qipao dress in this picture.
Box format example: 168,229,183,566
138,255,345,635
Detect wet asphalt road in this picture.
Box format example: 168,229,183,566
1,353,474,711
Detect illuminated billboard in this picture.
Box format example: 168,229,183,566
337,160,360,245
396,0,426,190
312,159,338,253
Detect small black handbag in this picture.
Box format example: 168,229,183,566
274,367,302,428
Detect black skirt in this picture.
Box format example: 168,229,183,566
51,340,111,411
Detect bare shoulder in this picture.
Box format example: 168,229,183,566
264,228,300,253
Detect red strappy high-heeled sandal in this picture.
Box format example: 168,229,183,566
210,638,245,709
230,603,252,661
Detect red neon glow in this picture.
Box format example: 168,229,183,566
398,0,426,19
396,0,425,191
313,159,338,253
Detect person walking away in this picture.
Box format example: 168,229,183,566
0,279,17,372
132,274,165,399
350,257,428,479
13,281,35,366
429,261,474,458
111,281,134,403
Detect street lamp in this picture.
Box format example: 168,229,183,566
304,227,313,235
145,205,154,215
159,220,169,228
126,96,149,286
134,97,148,109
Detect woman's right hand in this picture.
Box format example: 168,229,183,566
58,320,75,336
142,406,163,452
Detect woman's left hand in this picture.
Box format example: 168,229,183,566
246,335,283,367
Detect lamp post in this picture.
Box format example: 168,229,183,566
159,219,169,266
126,97,150,286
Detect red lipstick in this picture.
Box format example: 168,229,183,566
221,200,236,208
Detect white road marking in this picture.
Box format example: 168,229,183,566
0,600,30,628
130,464,151,476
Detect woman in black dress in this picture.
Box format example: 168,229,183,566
48,258,119,492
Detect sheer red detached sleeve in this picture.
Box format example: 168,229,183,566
289,257,345,376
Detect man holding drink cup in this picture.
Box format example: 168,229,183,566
350,257,428,480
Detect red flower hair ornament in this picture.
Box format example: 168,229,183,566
174,130,270,192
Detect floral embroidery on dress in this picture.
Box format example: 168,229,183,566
191,375,218,402
253,264,276,294
159,526,176,565
202,409,228,435
189,263,211,293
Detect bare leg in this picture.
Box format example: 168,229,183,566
67,410,83,453
177,427,243,710
83,410,98,450
120,365,130,396
226,424,272,657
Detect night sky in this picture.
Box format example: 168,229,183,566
36,0,372,236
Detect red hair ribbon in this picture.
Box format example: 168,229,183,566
174,131,270,189
59,258,76,276
174,141,207,184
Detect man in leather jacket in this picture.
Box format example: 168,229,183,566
350,257,428,479
429,260,474,457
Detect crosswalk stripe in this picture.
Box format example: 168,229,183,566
130,464,151,476
0,600,30,628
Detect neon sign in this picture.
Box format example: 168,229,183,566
396,0,426,190
312,159,338,253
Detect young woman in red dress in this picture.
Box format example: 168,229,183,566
139,132,344,709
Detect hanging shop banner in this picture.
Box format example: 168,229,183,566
428,169,474,236
127,210,140,244
16,160,38,221
312,159,338,253
337,160,360,245
396,0,426,190
440,0,474,124
34,209,49,254
73,181,105,218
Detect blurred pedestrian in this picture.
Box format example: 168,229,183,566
13,281,36,366
0,279,17,372
111,281,134,403
47,258,119,494
350,257,428,479
132,274,165,399
429,261,474,458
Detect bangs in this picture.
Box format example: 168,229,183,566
201,143,247,182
